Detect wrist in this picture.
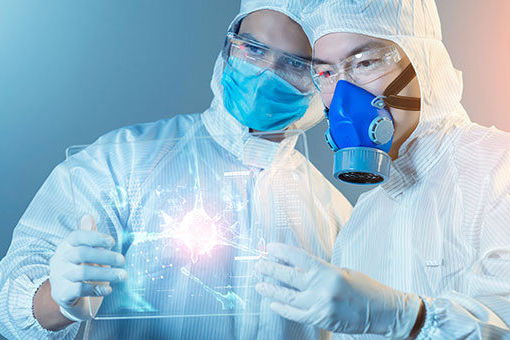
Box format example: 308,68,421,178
408,298,426,339
382,290,422,339
33,280,75,331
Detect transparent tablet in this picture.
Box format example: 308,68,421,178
65,130,321,320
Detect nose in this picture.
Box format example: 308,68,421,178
337,70,350,82
321,93,334,110
264,54,278,69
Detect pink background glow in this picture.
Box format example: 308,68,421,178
438,1,510,132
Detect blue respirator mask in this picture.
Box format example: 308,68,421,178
324,63,420,184
221,57,312,131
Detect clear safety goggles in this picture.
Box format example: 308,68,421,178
223,32,315,94
312,45,403,94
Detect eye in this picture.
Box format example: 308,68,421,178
355,59,383,71
280,56,307,71
243,43,266,57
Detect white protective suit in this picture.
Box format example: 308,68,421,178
303,0,510,339
0,1,352,340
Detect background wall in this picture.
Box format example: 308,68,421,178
0,1,509,339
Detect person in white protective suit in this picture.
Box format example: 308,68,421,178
255,1,510,339
0,1,352,339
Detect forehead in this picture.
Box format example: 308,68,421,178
313,32,395,64
237,9,312,58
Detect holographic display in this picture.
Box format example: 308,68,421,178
66,130,319,320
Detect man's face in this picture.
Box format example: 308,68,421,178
314,32,421,159
233,10,313,95
226,10,313,136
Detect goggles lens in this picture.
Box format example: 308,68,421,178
224,32,314,94
312,45,402,93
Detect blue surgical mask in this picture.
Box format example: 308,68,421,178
325,80,395,185
221,57,311,131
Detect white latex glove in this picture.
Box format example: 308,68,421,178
255,243,423,339
49,215,127,321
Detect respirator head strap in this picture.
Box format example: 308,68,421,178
383,63,421,111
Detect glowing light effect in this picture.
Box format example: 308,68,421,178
156,208,265,264
161,208,218,263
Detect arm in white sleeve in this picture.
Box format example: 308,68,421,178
0,138,131,339
0,120,184,339
417,294,509,339
416,148,510,339
0,164,81,340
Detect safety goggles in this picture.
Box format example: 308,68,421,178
223,32,315,94
312,45,403,94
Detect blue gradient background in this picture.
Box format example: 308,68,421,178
0,1,509,339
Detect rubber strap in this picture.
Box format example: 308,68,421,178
383,63,421,111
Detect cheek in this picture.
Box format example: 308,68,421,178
390,109,405,132
360,64,408,97
390,108,420,140
400,77,421,98
360,77,391,97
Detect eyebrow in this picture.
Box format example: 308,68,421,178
238,32,312,61
314,40,391,65
347,40,390,58
238,32,270,49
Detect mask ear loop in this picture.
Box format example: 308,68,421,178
383,63,421,111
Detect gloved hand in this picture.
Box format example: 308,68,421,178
255,243,422,339
49,215,127,322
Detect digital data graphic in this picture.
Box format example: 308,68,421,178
66,131,319,320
